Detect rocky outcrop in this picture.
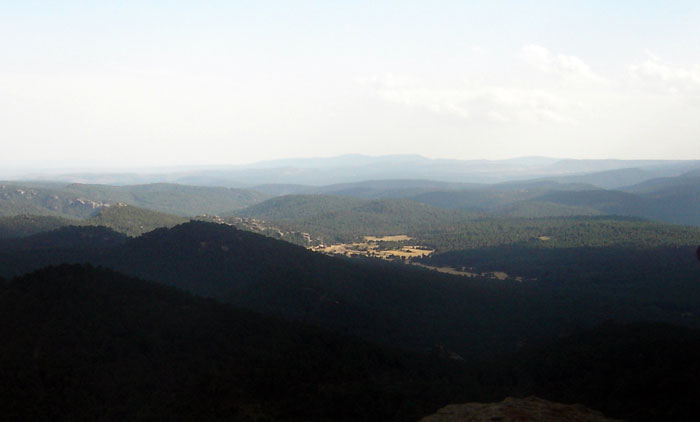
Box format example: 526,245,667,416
420,396,622,422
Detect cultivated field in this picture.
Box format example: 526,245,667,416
311,234,433,261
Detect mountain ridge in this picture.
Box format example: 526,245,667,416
12,155,700,187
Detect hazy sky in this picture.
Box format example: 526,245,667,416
2,1,700,168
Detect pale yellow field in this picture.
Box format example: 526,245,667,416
312,235,432,260
491,271,508,280
363,235,412,242
374,246,433,259
312,237,522,281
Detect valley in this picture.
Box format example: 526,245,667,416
8,2,700,419
2,156,700,421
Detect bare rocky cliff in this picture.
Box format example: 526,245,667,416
420,396,622,422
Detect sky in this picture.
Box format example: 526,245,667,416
2,1,700,169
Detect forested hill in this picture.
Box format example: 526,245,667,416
2,221,700,362
408,183,594,213
62,182,266,216
5,265,699,421
0,214,75,238
406,176,700,225
234,195,473,243
422,215,700,251
235,194,366,221
622,172,700,194
0,225,127,252
0,222,522,357
4,174,700,228
0,182,266,219
0,264,472,421
88,203,187,236
0,183,106,218
0,204,187,239
235,190,700,252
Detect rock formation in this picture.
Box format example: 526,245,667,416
420,396,622,422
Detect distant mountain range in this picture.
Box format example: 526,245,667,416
2,155,700,231
13,154,700,187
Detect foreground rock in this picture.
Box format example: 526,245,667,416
420,396,622,422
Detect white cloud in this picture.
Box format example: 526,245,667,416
519,44,602,82
629,56,700,99
367,73,576,125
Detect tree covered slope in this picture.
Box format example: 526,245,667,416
0,181,266,219
2,221,700,362
0,264,472,421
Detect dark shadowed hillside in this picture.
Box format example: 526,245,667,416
500,322,700,422
0,214,76,239
2,221,700,363
0,264,474,421
0,225,128,252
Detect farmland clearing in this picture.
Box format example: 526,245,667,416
311,234,433,261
